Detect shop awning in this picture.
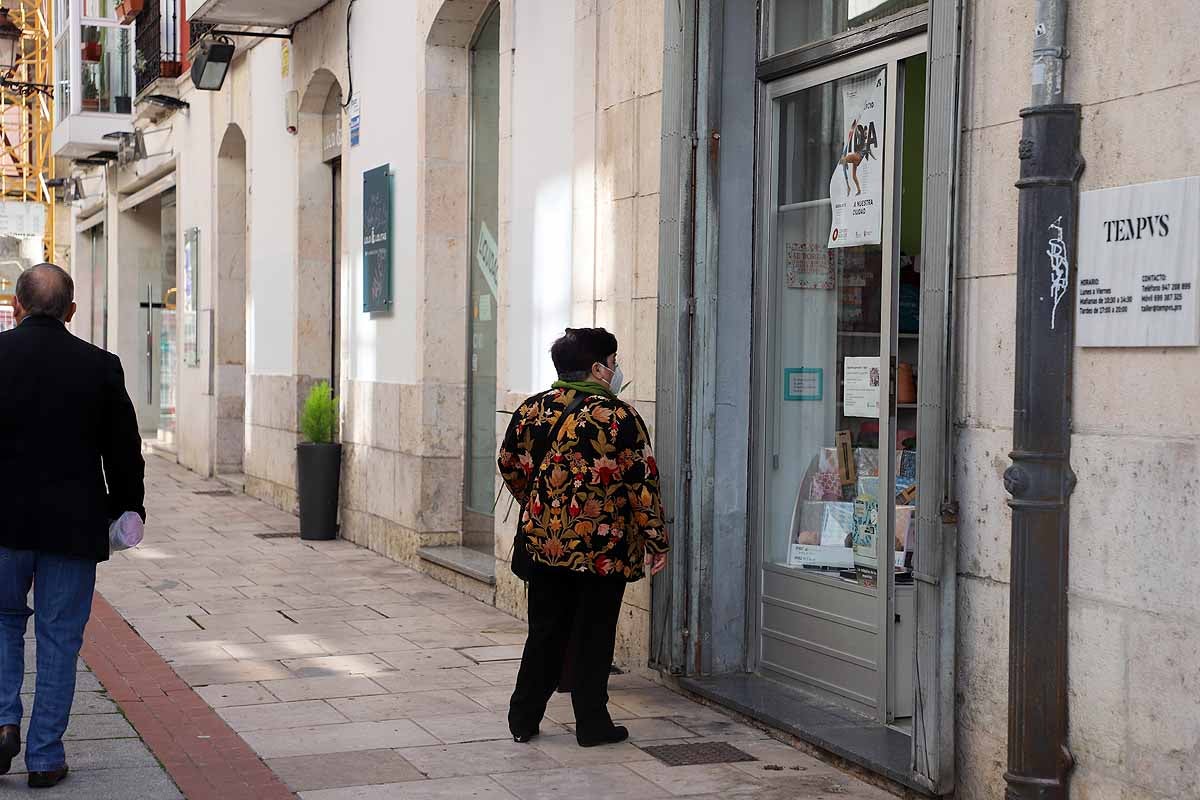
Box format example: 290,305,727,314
187,0,331,27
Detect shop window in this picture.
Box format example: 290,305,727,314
766,0,927,57
464,4,500,521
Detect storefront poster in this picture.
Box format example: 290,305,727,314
843,356,880,418
1076,176,1200,347
785,241,834,289
828,70,886,249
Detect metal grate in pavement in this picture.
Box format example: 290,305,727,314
194,489,234,496
638,741,757,767
254,532,300,540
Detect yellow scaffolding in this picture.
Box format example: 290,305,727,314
0,1,55,262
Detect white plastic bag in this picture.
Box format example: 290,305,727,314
108,511,144,553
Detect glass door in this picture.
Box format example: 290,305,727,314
157,190,178,446
331,157,342,396
463,4,500,551
752,35,925,723
90,224,108,349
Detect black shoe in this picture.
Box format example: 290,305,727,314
577,725,629,748
28,765,69,789
512,726,540,743
0,725,18,775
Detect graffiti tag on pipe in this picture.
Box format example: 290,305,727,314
1047,216,1069,330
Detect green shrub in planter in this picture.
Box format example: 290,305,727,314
297,382,341,540
300,381,337,443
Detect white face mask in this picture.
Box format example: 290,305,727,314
596,361,625,395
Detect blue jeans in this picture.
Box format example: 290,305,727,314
0,546,96,772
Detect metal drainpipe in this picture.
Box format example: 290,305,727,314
1002,0,1084,797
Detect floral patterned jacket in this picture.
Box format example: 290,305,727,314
498,387,668,581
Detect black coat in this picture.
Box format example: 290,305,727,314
0,316,145,562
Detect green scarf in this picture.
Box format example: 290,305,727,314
552,379,616,400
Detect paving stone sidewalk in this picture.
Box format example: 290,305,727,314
87,455,890,799
0,649,181,799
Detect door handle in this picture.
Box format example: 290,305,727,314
145,284,153,405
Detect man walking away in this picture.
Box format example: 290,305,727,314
0,263,145,789
499,327,668,747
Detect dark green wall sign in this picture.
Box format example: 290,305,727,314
363,164,392,313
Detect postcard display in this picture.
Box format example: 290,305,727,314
787,440,917,584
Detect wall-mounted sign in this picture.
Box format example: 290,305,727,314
783,367,822,401
843,356,880,418
362,164,392,313
182,227,200,367
475,221,499,298
828,69,885,250
0,201,45,238
349,95,361,148
1076,176,1200,347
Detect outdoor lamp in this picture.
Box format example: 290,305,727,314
0,6,50,96
0,7,21,76
191,39,235,91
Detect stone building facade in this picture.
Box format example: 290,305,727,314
59,1,1199,798
67,0,666,677
952,2,1200,798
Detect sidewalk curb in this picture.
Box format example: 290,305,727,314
81,591,296,800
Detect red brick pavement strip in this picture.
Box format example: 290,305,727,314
80,591,296,800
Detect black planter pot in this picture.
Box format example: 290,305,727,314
297,442,342,541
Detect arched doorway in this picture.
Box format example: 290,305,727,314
296,70,343,399
216,124,247,476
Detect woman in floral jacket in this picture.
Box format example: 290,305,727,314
499,327,668,748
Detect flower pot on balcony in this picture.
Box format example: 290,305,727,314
160,60,182,79
116,0,144,25
115,96,131,114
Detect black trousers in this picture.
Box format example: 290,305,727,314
508,569,626,737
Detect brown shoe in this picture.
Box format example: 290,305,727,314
0,725,18,774
28,764,69,789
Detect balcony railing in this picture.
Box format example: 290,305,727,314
188,20,214,51
135,0,183,95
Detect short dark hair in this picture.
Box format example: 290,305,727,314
16,263,74,321
551,327,618,379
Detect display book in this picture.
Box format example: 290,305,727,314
786,431,916,586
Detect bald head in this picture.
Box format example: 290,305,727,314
15,263,75,322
